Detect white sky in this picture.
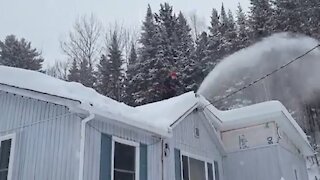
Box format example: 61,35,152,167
0,0,250,66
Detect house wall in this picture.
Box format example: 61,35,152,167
223,145,281,180
277,145,309,180
164,110,224,180
0,90,81,180
84,118,162,180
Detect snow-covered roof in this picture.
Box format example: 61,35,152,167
134,91,313,155
0,66,176,136
218,101,314,156
0,66,314,155
135,92,199,129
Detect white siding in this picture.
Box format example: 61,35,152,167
223,145,281,180
0,91,81,180
84,119,162,180
278,145,309,180
165,110,224,180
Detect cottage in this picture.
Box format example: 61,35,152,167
0,65,316,180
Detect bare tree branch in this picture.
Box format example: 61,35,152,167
61,14,103,66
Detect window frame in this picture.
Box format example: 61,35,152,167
0,133,16,180
111,136,140,180
180,151,217,180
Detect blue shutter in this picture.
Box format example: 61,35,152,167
174,148,182,180
140,143,148,180
100,134,112,180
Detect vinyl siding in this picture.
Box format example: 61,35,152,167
0,90,81,180
165,110,224,180
84,119,162,180
223,145,281,180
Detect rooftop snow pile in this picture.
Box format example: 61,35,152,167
135,92,199,130
0,66,197,136
0,65,135,115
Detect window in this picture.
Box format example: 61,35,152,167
0,135,14,180
181,154,215,180
214,161,220,180
207,163,213,180
112,137,139,180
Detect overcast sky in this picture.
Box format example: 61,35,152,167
0,0,249,66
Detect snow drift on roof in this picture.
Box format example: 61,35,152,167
0,66,197,136
135,91,198,129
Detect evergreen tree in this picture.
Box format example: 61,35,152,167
79,58,96,88
130,4,159,105
205,8,222,70
150,3,181,101
272,0,301,33
0,35,43,71
235,3,250,50
223,9,238,54
176,12,195,92
98,32,124,101
68,59,80,82
97,54,111,95
139,4,158,62
248,0,274,40
128,43,137,65
299,0,320,39
124,43,138,105
219,4,229,36
188,32,209,91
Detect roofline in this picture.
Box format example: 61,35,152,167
170,102,199,128
219,109,314,156
0,83,81,108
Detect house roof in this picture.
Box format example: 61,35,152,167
136,91,314,156
218,101,314,156
0,66,173,137
0,66,314,155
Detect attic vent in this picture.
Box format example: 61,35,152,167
194,127,200,138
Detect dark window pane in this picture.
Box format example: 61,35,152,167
114,171,135,180
0,171,8,180
0,140,11,170
189,158,206,180
207,163,213,180
214,161,220,180
182,155,189,180
114,142,135,171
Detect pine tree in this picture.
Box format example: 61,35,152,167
235,4,250,50
248,0,274,40
97,54,111,95
223,9,237,54
219,4,229,36
205,8,222,71
130,4,159,105
124,43,138,106
98,31,124,101
272,0,301,33
299,0,320,39
128,43,137,65
0,35,43,71
175,12,195,92
68,59,80,82
79,58,96,88
188,31,209,91
150,3,181,101
139,4,158,62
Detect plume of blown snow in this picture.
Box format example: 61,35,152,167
198,33,320,113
